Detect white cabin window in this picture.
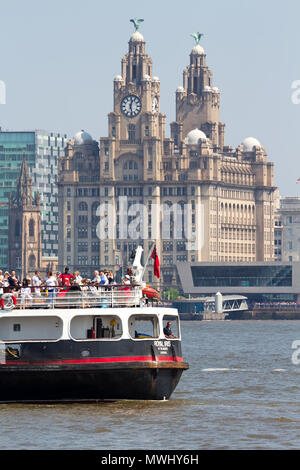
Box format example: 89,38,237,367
0,316,63,342
70,315,122,341
128,315,159,340
162,315,180,339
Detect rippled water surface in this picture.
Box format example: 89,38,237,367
1,320,300,449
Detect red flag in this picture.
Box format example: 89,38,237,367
150,246,160,279
297,177,300,184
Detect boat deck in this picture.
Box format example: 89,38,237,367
0,285,148,311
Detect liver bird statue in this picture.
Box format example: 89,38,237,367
191,32,204,45
130,18,144,31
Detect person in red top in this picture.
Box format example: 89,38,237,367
59,267,74,287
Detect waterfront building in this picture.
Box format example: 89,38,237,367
0,130,67,270
58,131,100,278
58,24,276,290
275,197,300,262
176,261,300,304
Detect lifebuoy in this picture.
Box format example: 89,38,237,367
142,286,159,300
1,293,17,310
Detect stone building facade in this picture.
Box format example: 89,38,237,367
58,27,276,290
275,197,300,263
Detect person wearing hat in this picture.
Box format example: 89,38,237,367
122,274,131,285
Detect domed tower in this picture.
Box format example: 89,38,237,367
170,33,225,150
100,19,166,183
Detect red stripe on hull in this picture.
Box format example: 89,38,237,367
3,356,184,366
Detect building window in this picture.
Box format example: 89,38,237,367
78,242,88,252
29,254,36,268
112,127,116,137
15,220,20,238
128,125,135,142
78,201,88,211
78,215,88,224
91,256,100,266
92,242,100,252
78,228,88,238
145,126,149,137
29,219,35,237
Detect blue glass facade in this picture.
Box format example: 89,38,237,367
0,130,67,269
191,265,293,288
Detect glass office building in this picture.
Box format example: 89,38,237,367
176,262,300,303
0,130,67,269
191,265,293,288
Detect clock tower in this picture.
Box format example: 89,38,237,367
98,21,167,272
170,34,225,150
100,22,166,183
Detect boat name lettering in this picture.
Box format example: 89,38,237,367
154,340,171,348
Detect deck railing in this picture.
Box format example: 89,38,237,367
0,285,143,310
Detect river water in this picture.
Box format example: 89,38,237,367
1,320,300,450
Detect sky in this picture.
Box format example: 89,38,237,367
0,0,300,196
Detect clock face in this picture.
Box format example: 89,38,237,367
121,95,142,118
152,96,159,113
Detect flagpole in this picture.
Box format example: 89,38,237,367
141,241,155,282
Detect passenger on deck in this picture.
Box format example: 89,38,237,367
99,271,108,286
44,271,58,307
20,279,33,308
59,267,74,287
8,270,19,290
163,321,177,339
74,271,82,286
32,270,42,298
92,270,101,285
107,271,115,285
122,274,131,286
3,272,10,290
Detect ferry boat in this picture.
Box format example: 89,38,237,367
0,248,189,402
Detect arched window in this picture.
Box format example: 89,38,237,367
29,254,36,268
29,219,35,237
15,220,20,237
78,201,88,211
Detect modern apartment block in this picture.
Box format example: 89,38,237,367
0,130,67,269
